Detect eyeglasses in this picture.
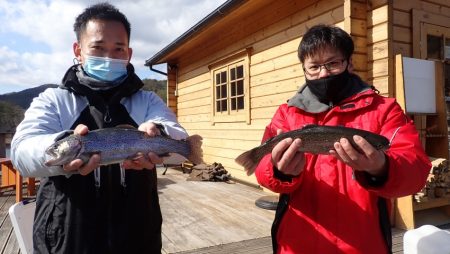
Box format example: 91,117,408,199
303,59,347,76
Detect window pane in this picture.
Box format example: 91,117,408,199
427,34,442,60
237,97,244,109
221,84,227,98
445,63,450,96
237,80,244,95
231,98,236,110
216,73,220,84
230,67,236,80
221,100,227,111
216,101,221,112
237,65,243,78
221,71,227,83
216,86,221,99
231,82,236,96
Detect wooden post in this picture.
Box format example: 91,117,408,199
26,178,36,196
15,170,23,203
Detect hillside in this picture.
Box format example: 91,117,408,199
0,79,166,109
0,84,58,109
0,79,167,133
0,101,24,133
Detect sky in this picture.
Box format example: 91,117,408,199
0,0,227,95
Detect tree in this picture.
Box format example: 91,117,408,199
141,79,167,103
0,101,24,133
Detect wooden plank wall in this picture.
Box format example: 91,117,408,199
345,0,368,83
167,66,177,114
174,0,353,184
390,0,450,96
367,0,390,96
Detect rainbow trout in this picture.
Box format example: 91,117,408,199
44,127,203,166
235,124,390,175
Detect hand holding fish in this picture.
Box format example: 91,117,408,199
138,121,161,136
331,135,387,177
235,125,390,176
122,122,164,170
62,124,101,175
61,123,164,174
45,125,203,170
271,129,305,176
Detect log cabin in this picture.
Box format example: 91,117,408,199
146,0,450,229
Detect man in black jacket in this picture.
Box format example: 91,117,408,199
11,3,188,253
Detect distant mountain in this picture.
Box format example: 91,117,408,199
0,79,167,110
0,80,167,133
0,84,58,109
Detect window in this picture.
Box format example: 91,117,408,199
209,49,251,124
214,63,245,113
421,24,450,97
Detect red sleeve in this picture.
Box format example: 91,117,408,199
356,101,431,198
254,105,304,193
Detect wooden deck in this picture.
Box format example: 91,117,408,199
0,166,414,253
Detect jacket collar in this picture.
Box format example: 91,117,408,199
59,64,144,101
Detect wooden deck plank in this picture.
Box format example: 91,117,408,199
4,167,450,254
2,229,19,254
173,236,273,254
0,192,16,254
159,168,274,253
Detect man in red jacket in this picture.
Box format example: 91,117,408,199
254,24,431,254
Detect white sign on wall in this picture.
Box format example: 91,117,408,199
402,57,436,113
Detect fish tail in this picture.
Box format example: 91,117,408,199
235,148,262,176
186,134,204,165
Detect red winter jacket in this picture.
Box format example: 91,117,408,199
255,89,430,254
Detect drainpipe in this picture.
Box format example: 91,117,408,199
148,64,179,97
149,65,167,76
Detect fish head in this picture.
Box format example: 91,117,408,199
44,136,83,166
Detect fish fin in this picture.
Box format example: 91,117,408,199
115,124,136,129
235,148,261,176
186,134,204,165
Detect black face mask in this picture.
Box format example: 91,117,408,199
305,69,352,105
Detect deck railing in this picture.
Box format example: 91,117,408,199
0,158,35,202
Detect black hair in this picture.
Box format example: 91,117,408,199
298,24,354,63
73,2,131,42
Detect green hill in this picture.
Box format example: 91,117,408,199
0,84,58,109
0,79,167,133
0,101,24,133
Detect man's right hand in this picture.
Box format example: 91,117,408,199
62,124,101,175
271,129,305,177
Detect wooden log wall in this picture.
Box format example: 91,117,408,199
390,0,450,96
167,66,177,114
367,0,390,96
174,0,353,184
169,0,450,184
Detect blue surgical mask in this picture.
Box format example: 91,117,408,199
82,55,128,82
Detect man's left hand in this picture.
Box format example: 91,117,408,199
330,135,387,177
121,122,163,170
